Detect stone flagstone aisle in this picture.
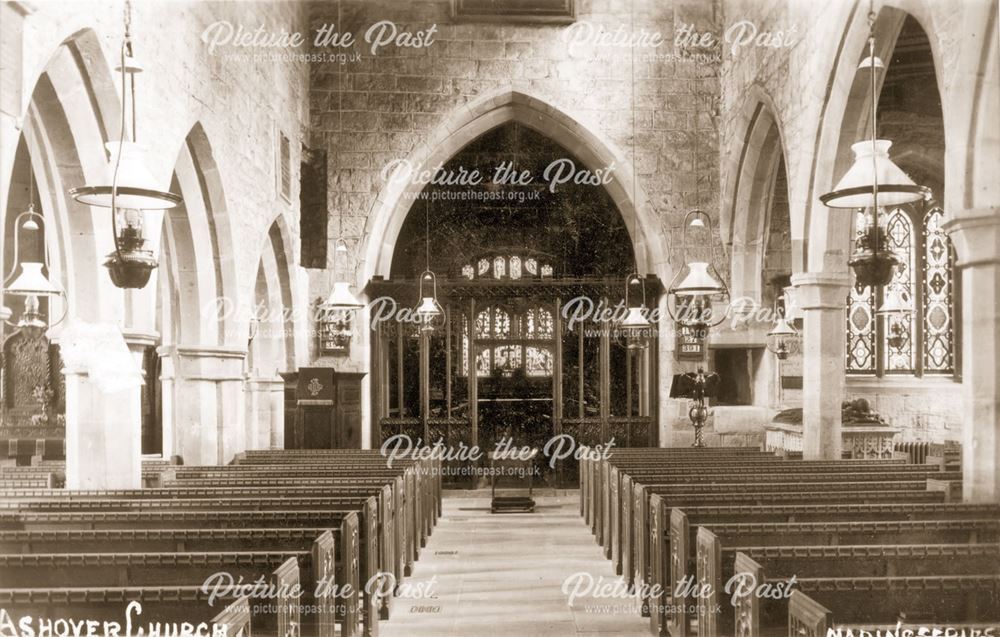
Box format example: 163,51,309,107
380,494,650,637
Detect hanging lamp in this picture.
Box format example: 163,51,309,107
2,207,68,338
413,200,444,335
614,0,654,351
69,0,180,289
765,293,800,361
820,4,929,287
666,210,730,328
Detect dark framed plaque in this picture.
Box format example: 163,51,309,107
451,0,575,24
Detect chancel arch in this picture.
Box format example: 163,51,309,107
360,89,668,284
368,121,660,483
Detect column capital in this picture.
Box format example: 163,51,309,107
941,207,1000,268
121,329,159,352
789,272,850,310
158,344,247,381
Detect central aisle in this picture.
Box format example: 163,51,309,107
380,493,650,637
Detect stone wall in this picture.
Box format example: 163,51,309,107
847,379,962,443
307,0,723,337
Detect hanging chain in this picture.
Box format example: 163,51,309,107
868,0,881,259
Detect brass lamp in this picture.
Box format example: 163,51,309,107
618,273,651,350
318,238,364,352
414,270,445,334
666,211,730,328
69,16,181,290
820,7,929,288
2,209,67,337
877,283,913,351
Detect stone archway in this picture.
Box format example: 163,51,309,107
359,89,668,284
156,123,245,465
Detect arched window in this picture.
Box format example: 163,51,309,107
846,203,957,376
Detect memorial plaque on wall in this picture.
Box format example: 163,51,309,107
676,325,707,360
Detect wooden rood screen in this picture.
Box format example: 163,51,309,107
581,445,999,636
369,273,662,485
0,449,442,637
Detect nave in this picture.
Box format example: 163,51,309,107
380,494,649,637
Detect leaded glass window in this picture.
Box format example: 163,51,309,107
845,202,957,377
922,207,955,373
883,209,915,372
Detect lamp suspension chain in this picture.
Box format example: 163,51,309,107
868,2,880,269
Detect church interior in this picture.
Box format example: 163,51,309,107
0,0,998,634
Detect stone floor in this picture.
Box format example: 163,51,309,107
379,493,650,636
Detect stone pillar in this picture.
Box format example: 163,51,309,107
943,209,1000,503
61,331,155,490
165,345,247,465
157,347,176,460
245,376,285,450
790,272,850,460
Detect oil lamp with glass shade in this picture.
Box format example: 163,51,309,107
877,283,913,351
412,200,444,336
414,270,445,335
69,18,181,290
819,7,930,288
618,273,651,350
2,209,68,339
666,210,731,329
318,237,364,352
766,295,800,361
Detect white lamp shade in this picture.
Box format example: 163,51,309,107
821,140,930,208
767,316,798,338
416,296,442,319
323,281,364,310
6,262,59,296
70,142,182,210
620,306,650,330
673,262,726,296
877,286,913,315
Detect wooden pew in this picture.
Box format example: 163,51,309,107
620,468,959,590
0,584,287,636
1,498,380,637
625,472,952,600
788,589,1000,637
696,528,1000,637
657,506,1000,637
0,554,305,636
0,526,360,637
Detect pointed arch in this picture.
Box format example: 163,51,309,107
723,91,793,304
359,89,668,284
159,122,238,347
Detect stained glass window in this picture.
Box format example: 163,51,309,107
525,258,538,275
493,256,506,278
846,278,876,372
478,258,490,276
845,203,956,376
510,256,522,279
462,264,474,279
883,209,915,373
922,207,955,373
